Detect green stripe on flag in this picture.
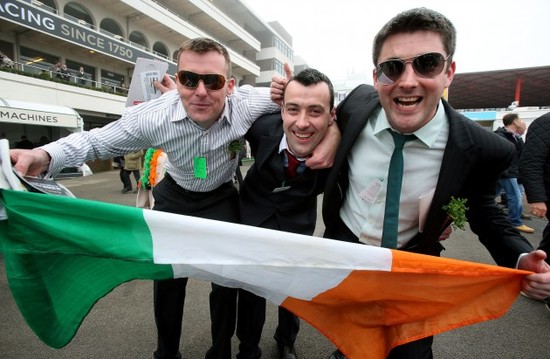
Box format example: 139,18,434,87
0,189,173,348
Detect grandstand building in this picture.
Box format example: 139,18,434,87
0,0,294,171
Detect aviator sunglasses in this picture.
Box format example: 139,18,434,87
376,52,452,85
177,70,227,90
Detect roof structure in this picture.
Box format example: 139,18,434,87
447,66,550,110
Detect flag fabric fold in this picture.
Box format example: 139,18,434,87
0,189,528,358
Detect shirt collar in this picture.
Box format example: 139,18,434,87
373,99,446,147
278,134,308,161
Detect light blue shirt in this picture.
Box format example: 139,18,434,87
340,101,449,248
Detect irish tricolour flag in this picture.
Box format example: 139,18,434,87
0,189,527,359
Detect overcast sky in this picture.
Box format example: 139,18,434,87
245,0,550,83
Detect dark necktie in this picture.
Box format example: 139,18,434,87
381,130,416,248
285,149,301,178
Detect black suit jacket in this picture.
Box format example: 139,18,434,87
520,112,550,203
240,112,328,235
323,84,533,267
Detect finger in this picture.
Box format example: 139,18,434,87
12,155,31,177
271,76,286,89
534,249,548,262
284,63,293,80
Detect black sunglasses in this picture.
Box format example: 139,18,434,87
177,70,227,91
376,52,452,85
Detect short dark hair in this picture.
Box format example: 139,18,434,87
177,37,231,77
285,68,335,110
372,7,456,67
502,113,519,126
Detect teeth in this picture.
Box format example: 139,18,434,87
295,133,312,139
397,96,419,102
396,97,419,107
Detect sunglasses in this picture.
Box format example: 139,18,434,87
177,70,227,91
376,52,452,85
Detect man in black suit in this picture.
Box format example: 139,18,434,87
227,68,336,359
271,7,550,359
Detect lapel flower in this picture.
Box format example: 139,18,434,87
228,140,244,160
442,196,469,230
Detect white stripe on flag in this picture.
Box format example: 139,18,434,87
144,209,393,303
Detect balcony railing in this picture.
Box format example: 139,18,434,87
0,61,129,96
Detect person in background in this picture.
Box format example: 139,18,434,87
78,66,87,85
113,156,126,191
60,63,71,82
494,113,534,233
271,7,550,359
121,150,143,194
15,135,34,149
38,136,50,146
519,111,550,311
50,61,61,79
0,51,14,68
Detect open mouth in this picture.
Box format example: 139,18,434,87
395,96,422,108
294,132,313,140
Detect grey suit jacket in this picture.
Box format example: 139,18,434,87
323,84,533,267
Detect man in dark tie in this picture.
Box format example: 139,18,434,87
270,7,550,359
213,68,336,359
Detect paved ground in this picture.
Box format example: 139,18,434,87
1,165,549,358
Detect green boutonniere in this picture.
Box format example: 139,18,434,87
442,196,469,230
228,140,244,160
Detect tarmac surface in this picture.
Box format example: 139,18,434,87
1,164,550,358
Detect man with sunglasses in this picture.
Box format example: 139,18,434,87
271,7,550,359
9,37,336,359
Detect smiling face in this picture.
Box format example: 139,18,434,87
176,50,235,129
373,31,455,133
282,80,335,158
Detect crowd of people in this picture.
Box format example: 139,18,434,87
8,6,550,359
50,61,87,84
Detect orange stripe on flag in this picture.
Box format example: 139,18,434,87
281,250,527,359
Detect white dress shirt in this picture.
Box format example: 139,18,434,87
42,86,278,192
340,101,449,248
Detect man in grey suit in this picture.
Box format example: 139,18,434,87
271,7,550,359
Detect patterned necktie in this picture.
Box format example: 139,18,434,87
285,149,301,178
381,130,416,248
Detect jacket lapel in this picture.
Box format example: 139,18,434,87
421,103,477,240
255,134,283,173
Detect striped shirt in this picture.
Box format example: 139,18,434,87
43,86,279,192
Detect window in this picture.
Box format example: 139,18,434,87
153,41,169,58
129,31,148,51
64,2,94,27
100,18,124,39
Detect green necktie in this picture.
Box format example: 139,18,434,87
381,130,416,248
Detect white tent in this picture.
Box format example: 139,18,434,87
0,98,83,133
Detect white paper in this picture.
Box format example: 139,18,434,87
418,188,435,233
126,58,169,107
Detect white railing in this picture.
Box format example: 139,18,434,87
1,61,129,96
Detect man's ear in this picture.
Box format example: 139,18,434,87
226,77,236,96
329,108,337,126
